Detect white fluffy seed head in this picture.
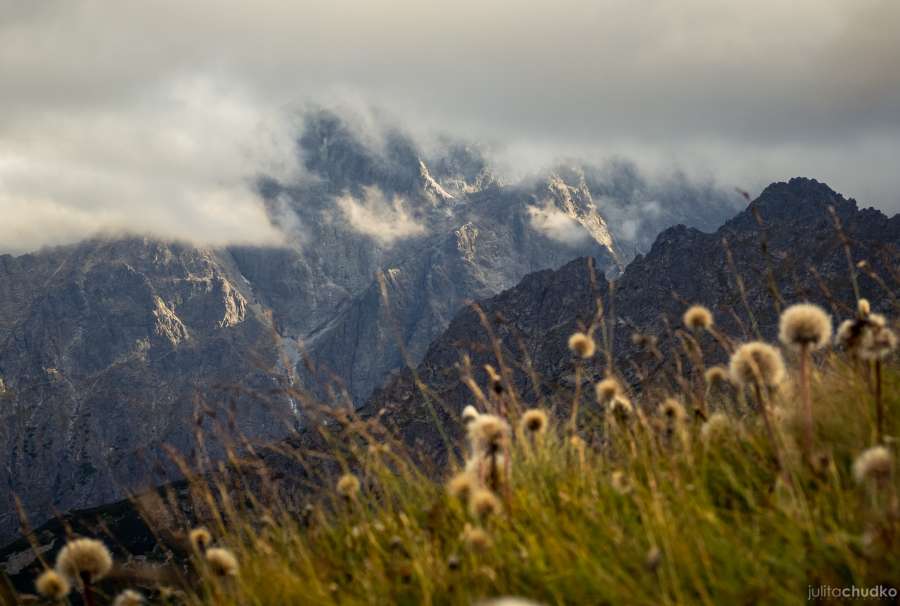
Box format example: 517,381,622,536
336,474,361,499
55,538,113,584
468,414,510,454
852,446,893,485
519,409,549,435
567,332,596,358
857,298,871,318
778,303,832,351
205,547,239,577
860,325,898,361
729,342,786,388
595,377,622,404
461,405,480,425
683,305,714,331
35,569,70,599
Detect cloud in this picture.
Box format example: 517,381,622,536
0,0,898,255
526,203,590,246
335,186,427,246
0,76,297,254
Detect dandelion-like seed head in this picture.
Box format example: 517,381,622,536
189,527,212,553
35,569,70,599
595,377,622,404
704,365,729,386
447,471,476,502
700,413,732,444
609,395,633,423
836,319,861,351
469,488,502,521
462,405,480,425
729,342,786,388
55,538,113,584
610,470,631,495
519,409,548,435
660,398,686,422
113,589,145,606
683,305,714,331
205,547,239,577
860,324,898,361
336,473,361,499
778,303,832,351
567,332,596,359
462,524,492,552
468,414,510,454
852,446,893,485
858,298,871,318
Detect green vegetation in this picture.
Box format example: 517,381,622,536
13,301,900,605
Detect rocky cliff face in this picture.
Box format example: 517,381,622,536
0,111,742,544
364,178,900,456
0,240,296,544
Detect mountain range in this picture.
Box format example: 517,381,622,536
1,176,896,590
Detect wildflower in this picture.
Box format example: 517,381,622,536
567,331,596,358
462,524,492,552
113,589,145,606
700,413,731,444
859,323,897,361
595,377,621,404
631,332,658,349
447,471,476,502
609,395,633,423
205,547,239,577
660,398,686,422
336,473,361,500
468,414,510,454
852,446,893,485
189,527,212,553
683,305,713,331
728,342,785,388
610,470,631,495
55,538,113,584
35,569,70,599
462,405,480,425
778,303,832,351
519,409,548,435
469,488,502,521
704,365,729,386
858,298,871,318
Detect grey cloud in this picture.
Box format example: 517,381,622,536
1,0,897,254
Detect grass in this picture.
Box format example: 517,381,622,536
9,301,899,605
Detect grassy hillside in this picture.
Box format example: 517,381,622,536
6,299,899,606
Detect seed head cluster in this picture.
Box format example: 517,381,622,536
778,303,832,351
205,547,239,577
852,446,893,485
683,305,714,331
519,408,548,435
567,331,596,358
729,342,786,388
55,538,113,584
35,569,70,599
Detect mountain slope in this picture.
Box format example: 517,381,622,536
0,239,295,544
364,178,900,455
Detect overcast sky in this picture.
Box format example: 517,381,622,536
2,0,898,253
